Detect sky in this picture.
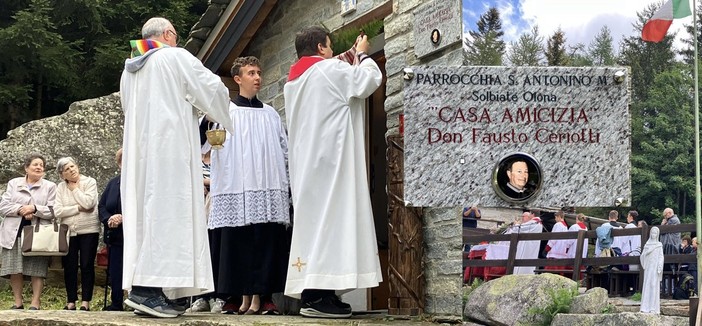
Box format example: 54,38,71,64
462,0,695,55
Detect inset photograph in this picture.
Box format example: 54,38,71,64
491,153,543,204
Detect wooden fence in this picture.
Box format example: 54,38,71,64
463,223,697,293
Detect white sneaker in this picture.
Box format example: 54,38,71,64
185,298,209,313
209,298,225,313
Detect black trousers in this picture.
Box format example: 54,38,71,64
107,244,124,307
192,228,223,301
63,232,99,302
301,289,335,304
218,223,288,296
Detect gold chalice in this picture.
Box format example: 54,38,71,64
205,122,227,149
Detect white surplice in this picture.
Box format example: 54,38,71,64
283,57,383,298
566,223,589,259
208,101,290,228
546,221,569,259
120,45,234,299
500,220,543,274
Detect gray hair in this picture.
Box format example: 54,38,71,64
56,157,77,176
141,17,171,39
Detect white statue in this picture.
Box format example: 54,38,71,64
640,226,664,313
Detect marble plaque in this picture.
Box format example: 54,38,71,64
413,0,462,58
403,66,631,207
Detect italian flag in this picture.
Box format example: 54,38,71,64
642,0,692,42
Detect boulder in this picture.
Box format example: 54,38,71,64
464,273,577,326
0,93,123,195
570,287,608,314
551,312,687,326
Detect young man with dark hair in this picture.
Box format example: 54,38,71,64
283,26,383,318
207,56,290,315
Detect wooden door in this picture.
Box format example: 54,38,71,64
386,135,424,315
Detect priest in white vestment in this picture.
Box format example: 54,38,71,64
283,26,382,318
119,17,234,318
503,212,543,275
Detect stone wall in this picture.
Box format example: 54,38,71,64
244,0,389,118
0,93,123,195
383,0,464,316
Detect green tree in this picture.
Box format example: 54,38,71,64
680,0,702,65
506,25,544,66
588,26,616,66
619,2,677,104
631,68,695,218
0,0,82,130
620,2,688,220
545,28,569,66
567,43,592,66
464,7,505,65
0,0,207,139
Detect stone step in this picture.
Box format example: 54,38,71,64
552,312,688,326
0,310,436,326
608,297,689,317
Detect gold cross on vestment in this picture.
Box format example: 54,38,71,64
292,257,306,272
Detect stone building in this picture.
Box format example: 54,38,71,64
180,0,464,318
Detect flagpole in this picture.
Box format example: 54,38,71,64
693,0,702,302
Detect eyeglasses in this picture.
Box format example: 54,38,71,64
166,30,178,42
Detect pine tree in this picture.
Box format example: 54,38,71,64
620,2,688,219
567,43,592,66
545,28,569,66
588,26,615,66
0,0,208,139
464,7,505,65
506,25,544,66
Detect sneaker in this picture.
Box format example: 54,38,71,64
331,296,351,309
186,298,210,313
209,298,225,313
156,289,187,314
300,297,352,318
125,293,180,318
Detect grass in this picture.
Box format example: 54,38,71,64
0,282,110,310
527,285,579,326
463,278,484,303
0,267,112,310
628,292,641,301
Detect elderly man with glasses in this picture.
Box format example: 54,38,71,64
119,16,234,318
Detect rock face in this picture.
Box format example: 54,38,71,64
0,93,123,195
570,287,608,314
551,312,687,326
464,273,578,326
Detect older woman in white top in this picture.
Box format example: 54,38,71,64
0,154,57,310
53,157,99,311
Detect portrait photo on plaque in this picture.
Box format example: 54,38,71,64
431,28,441,45
492,153,542,203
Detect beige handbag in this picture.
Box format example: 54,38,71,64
20,207,70,256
